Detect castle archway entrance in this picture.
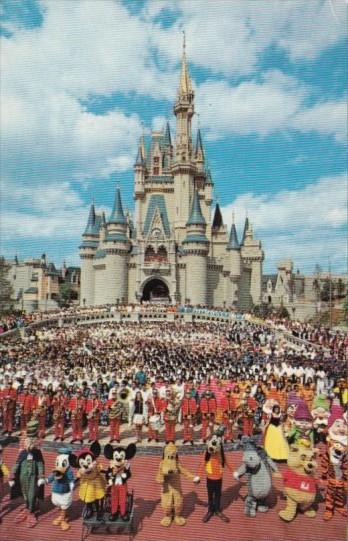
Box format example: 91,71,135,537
141,277,170,303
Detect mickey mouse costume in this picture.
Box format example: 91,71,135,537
104,443,136,521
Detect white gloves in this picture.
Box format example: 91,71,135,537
37,478,45,487
9,480,15,488
193,476,200,484
69,482,75,492
233,471,240,481
121,473,127,479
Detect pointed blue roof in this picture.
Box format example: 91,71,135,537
205,168,213,186
227,223,240,250
135,145,145,167
195,129,204,158
241,217,249,244
187,190,206,226
164,122,172,146
109,188,127,224
83,203,96,235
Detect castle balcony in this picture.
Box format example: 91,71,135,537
142,260,171,276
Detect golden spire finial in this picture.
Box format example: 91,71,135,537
178,30,192,96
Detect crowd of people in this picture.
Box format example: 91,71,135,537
0,316,347,447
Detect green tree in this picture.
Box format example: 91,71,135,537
57,282,76,307
0,257,14,314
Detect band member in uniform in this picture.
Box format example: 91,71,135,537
106,388,124,443
163,389,180,444
241,388,257,437
52,389,66,441
1,380,17,436
85,389,102,442
33,387,50,439
181,389,197,445
68,388,86,444
18,387,35,435
146,389,163,443
132,391,145,443
221,388,234,442
200,391,217,442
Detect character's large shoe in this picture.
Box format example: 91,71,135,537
160,516,172,527
14,506,28,523
52,515,62,526
215,511,230,522
60,519,70,531
27,513,38,528
174,515,186,526
304,509,316,518
202,511,214,523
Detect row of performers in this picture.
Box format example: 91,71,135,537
1,385,263,443
1,425,347,531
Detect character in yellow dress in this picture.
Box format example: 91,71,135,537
264,405,289,462
0,444,10,524
69,441,106,520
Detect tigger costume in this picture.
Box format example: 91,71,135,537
321,441,348,520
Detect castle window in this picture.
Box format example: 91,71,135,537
145,245,156,262
154,157,159,164
158,245,168,263
153,167,159,175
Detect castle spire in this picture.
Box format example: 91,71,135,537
195,128,204,158
109,186,126,224
241,216,250,244
178,31,193,98
187,190,206,226
164,121,172,146
212,203,223,229
83,201,96,235
227,214,240,250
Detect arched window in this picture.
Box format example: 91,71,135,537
145,245,155,262
157,245,168,263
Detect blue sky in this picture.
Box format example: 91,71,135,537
1,0,347,273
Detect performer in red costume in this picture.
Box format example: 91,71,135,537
181,389,197,445
200,391,217,442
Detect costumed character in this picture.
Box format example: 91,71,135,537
104,443,136,521
47,447,75,531
321,439,348,520
156,442,200,527
264,404,289,461
9,420,45,528
199,391,217,442
69,441,106,520
278,441,319,522
233,437,280,517
0,444,10,523
283,393,302,439
311,395,330,444
181,389,197,445
197,426,231,523
327,400,348,446
287,400,314,446
106,388,124,443
18,388,34,434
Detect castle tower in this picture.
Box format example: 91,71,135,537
101,187,130,305
240,217,264,306
226,215,241,307
183,190,209,305
172,35,196,234
79,202,98,306
134,139,146,237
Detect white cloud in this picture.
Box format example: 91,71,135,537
147,0,347,76
196,72,346,142
222,172,347,272
291,99,347,143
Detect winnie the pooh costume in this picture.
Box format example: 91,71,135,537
156,443,200,527
278,441,319,522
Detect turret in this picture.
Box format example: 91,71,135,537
227,217,241,276
195,128,205,172
100,186,130,305
79,202,99,306
174,33,194,162
183,190,209,305
241,216,250,245
134,139,146,197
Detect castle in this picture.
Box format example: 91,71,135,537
80,43,264,309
